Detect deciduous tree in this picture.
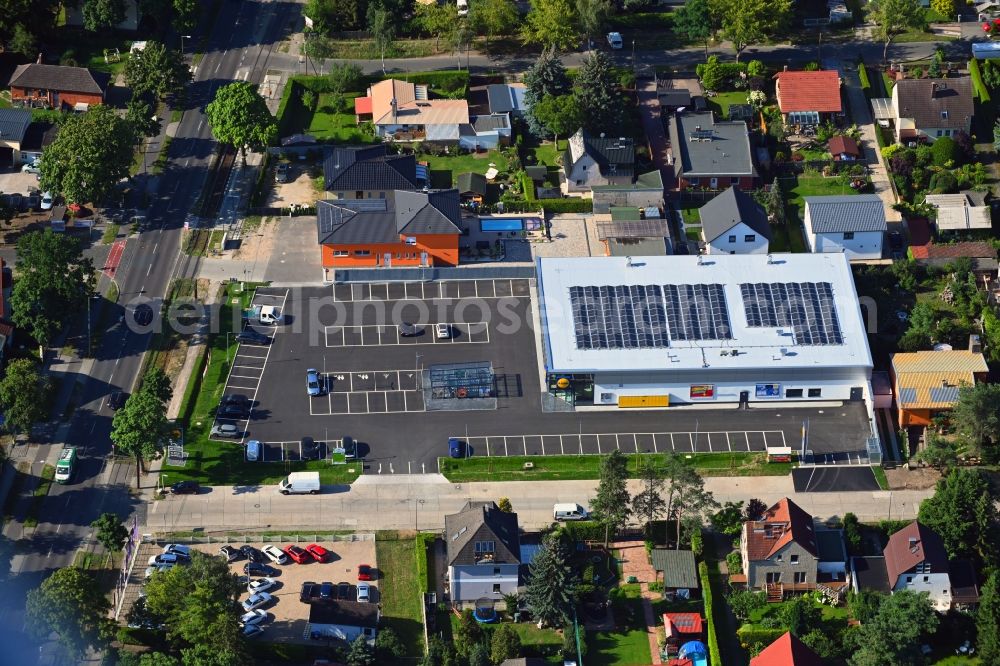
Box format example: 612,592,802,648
0,358,51,435
414,1,456,51
39,105,136,205
490,623,522,663
126,98,161,139
590,449,631,546
91,512,128,554
497,496,513,512
83,0,126,31
111,387,168,486
375,627,406,661
574,50,622,133
142,367,174,405
470,0,519,50
674,0,713,58
125,40,192,100
525,48,571,136
531,94,582,143
710,501,744,536
522,0,578,52
918,468,999,565
9,23,37,59
172,0,198,34
525,530,576,627
205,82,277,164
26,567,113,655
575,0,611,44
950,382,1000,454
868,0,925,64
718,0,792,62
9,231,95,351
454,609,484,656
848,590,937,666
727,589,766,621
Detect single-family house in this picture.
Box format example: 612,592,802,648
487,83,527,117
596,207,672,257
828,135,861,161
456,172,488,205
804,194,887,260
667,111,757,190
698,185,771,255
749,632,824,666
445,501,521,607
650,549,699,596
9,63,108,111
851,521,980,611
774,69,843,125
890,349,989,429
316,189,462,269
18,121,59,166
562,129,634,194
591,170,665,213
740,498,819,598
0,109,33,167
910,240,998,276
891,77,974,143
322,145,421,198
923,191,991,233
306,601,379,644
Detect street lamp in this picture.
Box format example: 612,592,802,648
180,35,192,56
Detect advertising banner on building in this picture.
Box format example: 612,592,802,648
755,383,781,398
689,384,715,399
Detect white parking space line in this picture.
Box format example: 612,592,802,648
449,430,785,456
324,323,490,347
331,278,531,302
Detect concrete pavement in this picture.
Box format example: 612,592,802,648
144,473,930,534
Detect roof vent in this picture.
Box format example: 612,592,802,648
767,253,774,264
909,537,919,553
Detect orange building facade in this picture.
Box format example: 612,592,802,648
321,233,459,268
890,350,989,429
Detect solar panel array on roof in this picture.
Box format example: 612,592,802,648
569,285,669,350
663,284,733,341
740,282,844,345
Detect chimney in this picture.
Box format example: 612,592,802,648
390,97,397,124
783,65,789,71
36,52,43,64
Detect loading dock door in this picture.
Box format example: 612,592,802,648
618,395,669,408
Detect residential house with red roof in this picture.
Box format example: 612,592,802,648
908,240,998,277
663,612,703,658
774,70,843,126
749,632,824,666
828,135,860,161
740,498,849,601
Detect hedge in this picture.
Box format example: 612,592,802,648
397,70,469,99
699,561,723,665
542,199,594,214
858,63,872,96
736,626,786,649
969,59,991,103
415,533,433,593
563,520,608,542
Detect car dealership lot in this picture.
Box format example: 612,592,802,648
232,282,876,473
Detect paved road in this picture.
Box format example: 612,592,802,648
0,2,294,663
145,473,931,533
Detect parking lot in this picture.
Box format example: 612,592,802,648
229,280,877,473
125,538,377,644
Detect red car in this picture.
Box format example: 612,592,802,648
305,543,330,562
284,544,312,564
357,564,374,581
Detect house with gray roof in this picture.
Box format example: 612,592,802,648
891,77,973,143
562,129,635,194
0,109,33,167
591,170,665,213
445,501,521,607
487,83,527,116
322,145,421,198
650,549,699,594
667,111,757,190
804,194,886,260
9,63,108,111
316,189,462,269
699,186,771,255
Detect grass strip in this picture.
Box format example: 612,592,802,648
101,223,120,245
376,533,425,657
24,464,56,528
439,452,791,482
872,465,889,490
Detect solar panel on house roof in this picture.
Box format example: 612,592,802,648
569,285,669,350
663,284,733,341
739,282,844,345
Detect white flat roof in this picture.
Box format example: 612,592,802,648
537,254,873,373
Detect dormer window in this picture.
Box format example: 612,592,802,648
941,110,949,120
475,541,495,554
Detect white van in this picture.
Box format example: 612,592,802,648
553,503,589,521
279,470,320,495
259,305,282,325
457,0,468,15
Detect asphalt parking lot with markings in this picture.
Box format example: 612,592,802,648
124,540,377,644
237,281,877,473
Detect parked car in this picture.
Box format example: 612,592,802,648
305,543,330,562
435,323,451,339
236,329,270,345
107,391,127,410
356,582,371,603
248,577,278,594
242,623,265,638
241,592,273,611
275,163,289,183
319,581,335,602
301,581,318,602
220,545,243,562
240,609,269,626
284,544,311,564
398,322,420,337
40,192,53,210
21,161,41,175
144,565,170,579
148,553,184,566
607,31,623,49
170,480,200,495
246,439,261,462
241,545,265,563
342,436,357,460
211,422,240,438
337,581,352,600
163,544,191,558
357,564,373,581
448,437,466,458
306,368,322,396
244,562,279,577
219,394,251,418
262,545,289,565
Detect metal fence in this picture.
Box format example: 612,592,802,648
146,533,376,545
334,265,537,283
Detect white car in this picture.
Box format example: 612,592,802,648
40,192,53,211
240,609,269,626
435,323,450,339
242,592,273,611
163,544,191,558
248,577,278,594
21,161,40,175
262,545,289,565
148,553,184,566
144,564,173,579
357,582,371,603
607,31,623,49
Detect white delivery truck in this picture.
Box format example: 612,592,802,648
553,503,589,521
279,470,320,495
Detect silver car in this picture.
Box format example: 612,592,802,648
211,422,240,438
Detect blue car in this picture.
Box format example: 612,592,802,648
306,369,322,396
448,438,466,458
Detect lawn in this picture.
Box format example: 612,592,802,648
376,533,425,657
306,93,376,143
707,92,749,119
872,465,888,490
775,173,861,253
165,282,361,487
57,29,133,76
417,149,510,189
588,584,652,666
439,453,792,482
